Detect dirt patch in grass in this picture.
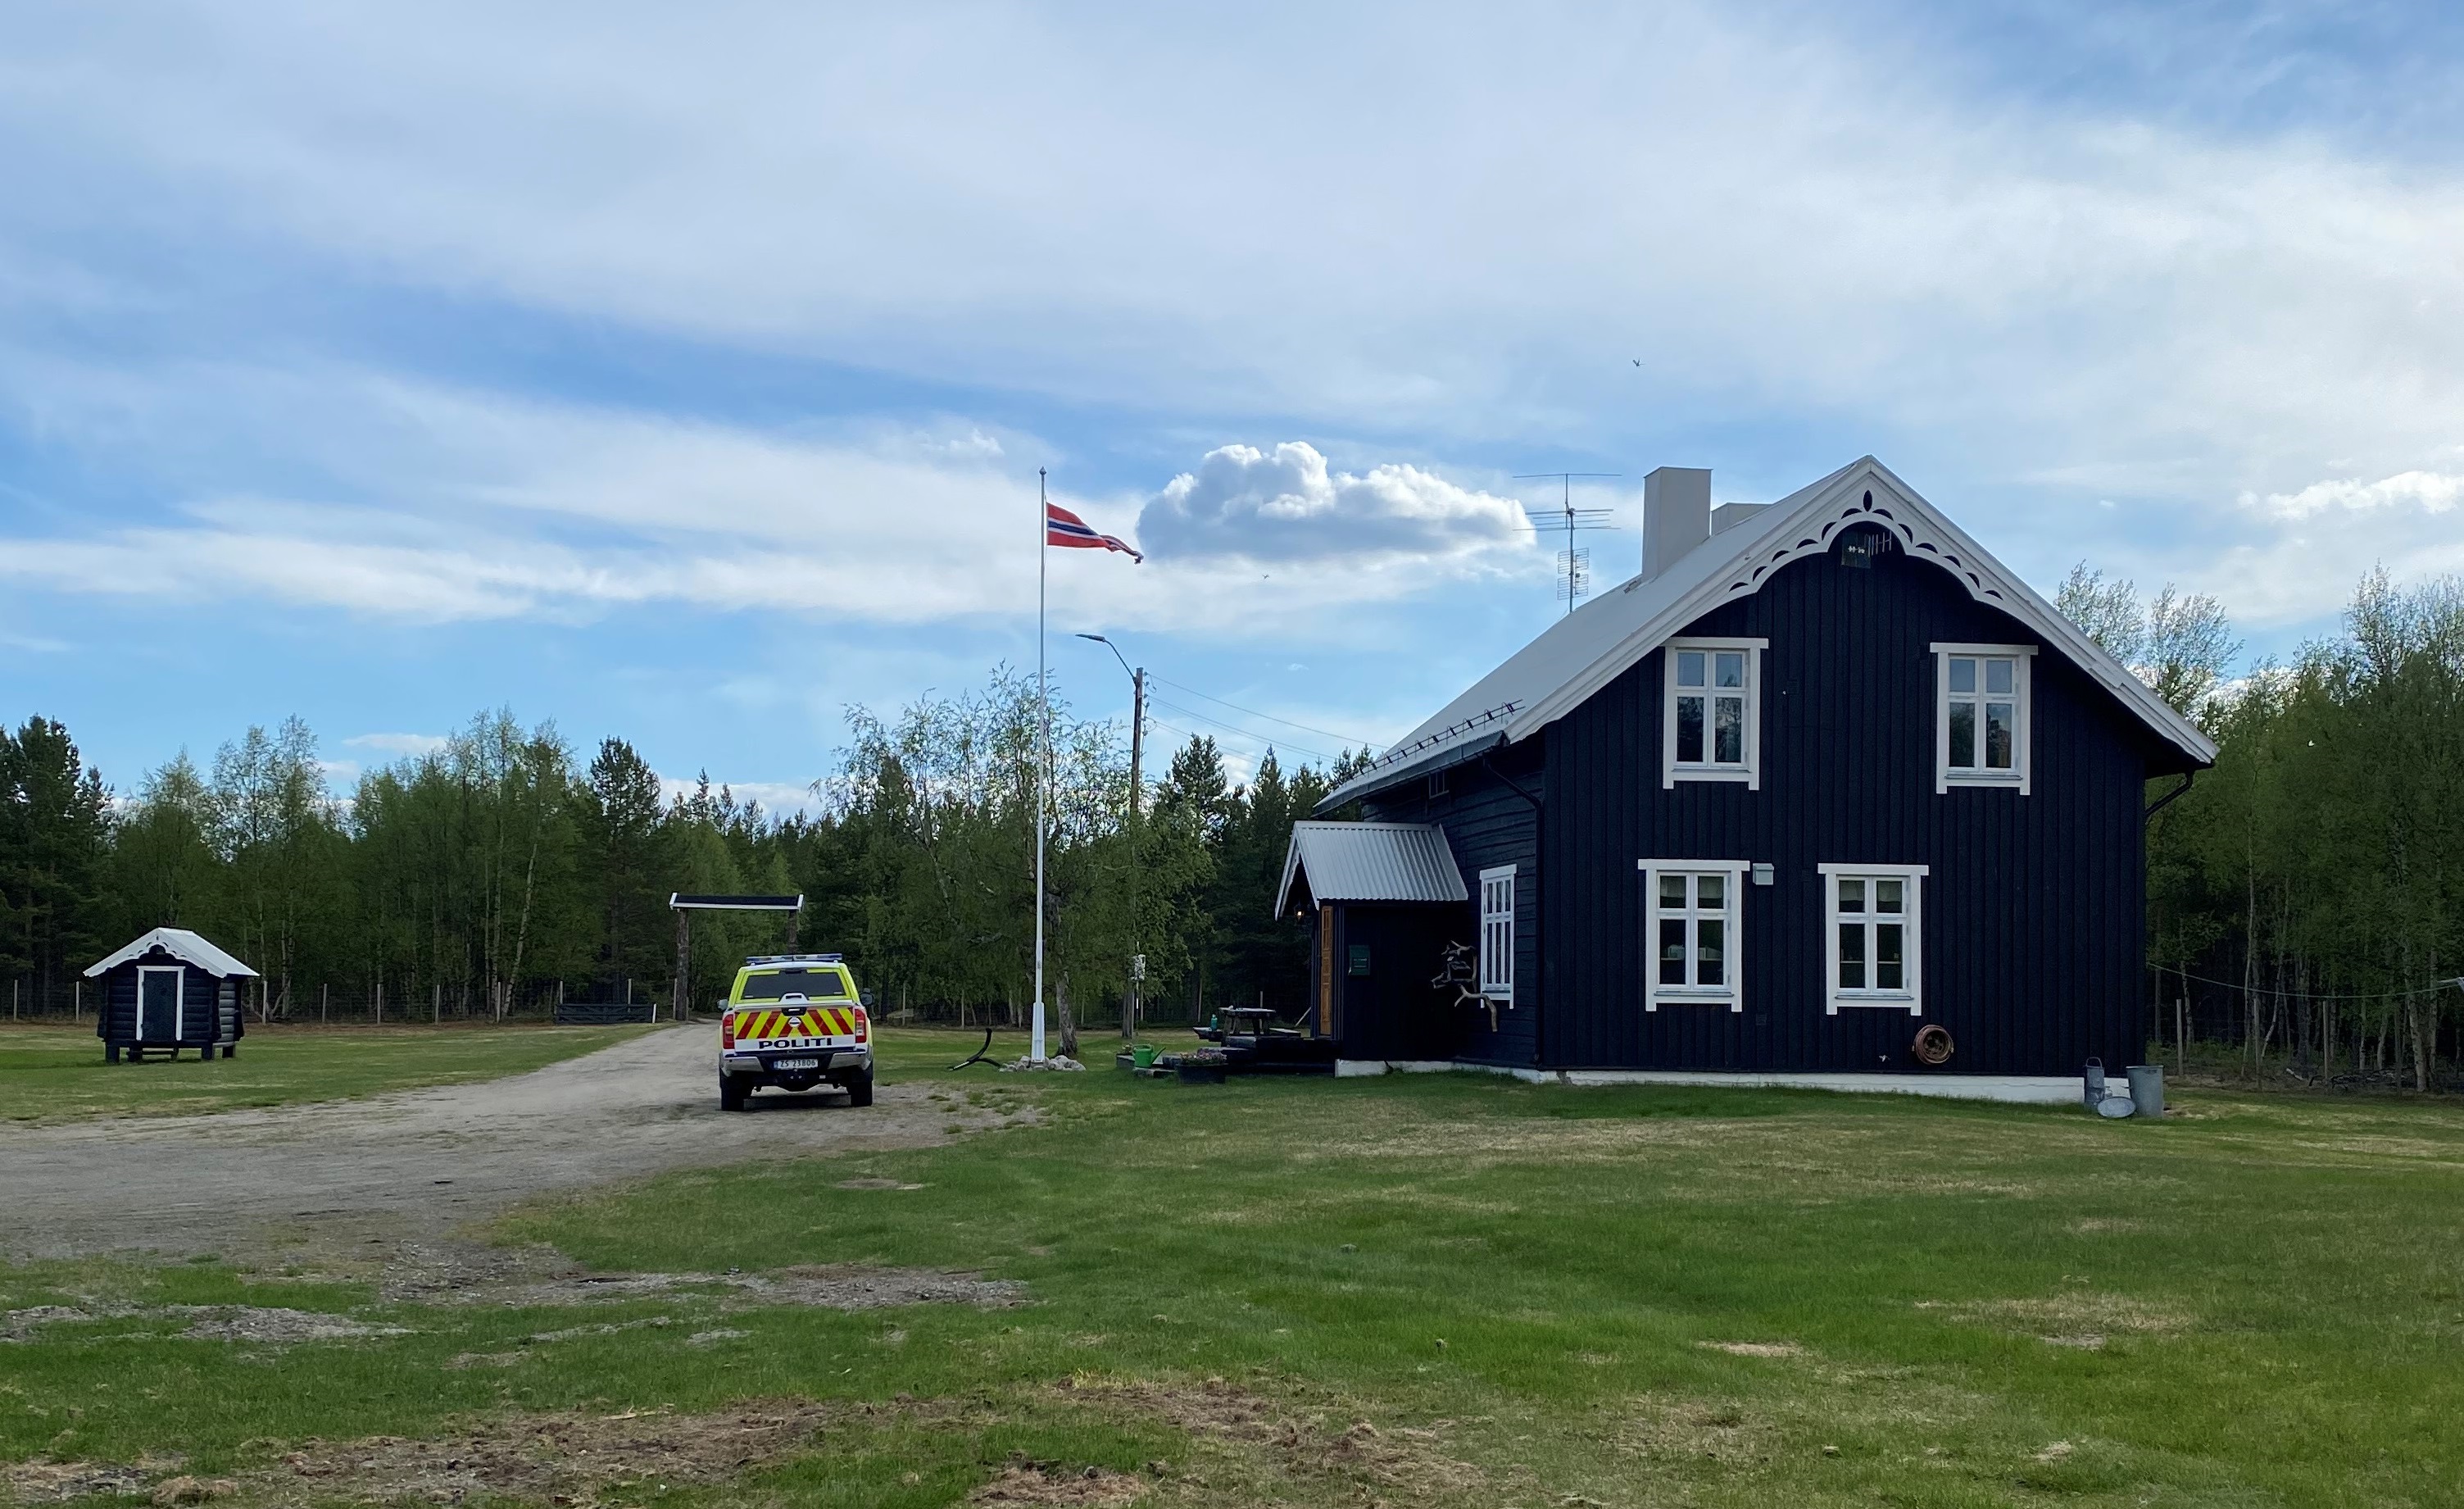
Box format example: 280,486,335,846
265,1399,846,1506
2,1456,184,1504
969,1457,1148,1506
1922,1292,2191,1345
461,1263,1027,1312
1612,1396,1777,1467
178,1307,411,1344
1063,1375,1486,1502
1697,1339,1803,1357
4,1302,407,1347
836,1177,927,1191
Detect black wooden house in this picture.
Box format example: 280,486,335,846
86,927,257,1061
1282,457,2213,1100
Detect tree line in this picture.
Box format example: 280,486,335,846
10,561,2464,1087
0,670,1367,1031
2098,570,2464,1090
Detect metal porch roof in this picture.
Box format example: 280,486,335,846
1273,821,1468,917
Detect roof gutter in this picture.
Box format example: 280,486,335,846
1314,731,1508,815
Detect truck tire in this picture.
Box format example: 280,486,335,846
845,1072,874,1108
719,1073,748,1112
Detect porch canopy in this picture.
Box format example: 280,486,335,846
1274,821,1467,919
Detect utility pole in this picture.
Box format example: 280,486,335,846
1128,666,1145,820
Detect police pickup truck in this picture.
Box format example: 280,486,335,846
718,953,874,1111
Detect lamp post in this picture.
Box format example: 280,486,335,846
1075,634,1146,1040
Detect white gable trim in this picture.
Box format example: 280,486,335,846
1505,459,2214,766
84,927,259,979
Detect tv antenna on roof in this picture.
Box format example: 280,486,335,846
1516,472,1620,615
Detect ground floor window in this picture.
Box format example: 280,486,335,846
1820,864,1926,1014
1638,859,1748,1011
1478,866,1514,1000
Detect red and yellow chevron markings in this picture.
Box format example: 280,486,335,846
728,1006,865,1043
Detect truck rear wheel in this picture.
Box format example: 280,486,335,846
719,1073,748,1112
845,1072,874,1108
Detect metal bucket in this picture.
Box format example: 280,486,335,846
2082,1058,2107,1109
2126,1064,2165,1119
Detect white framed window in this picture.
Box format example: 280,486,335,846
1934,643,2034,794
1662,637,1766,789
1637,859,1748,1011
1819,864,1926,1015
1477,865,1515,1000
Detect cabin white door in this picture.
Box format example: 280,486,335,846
138,966,184,1040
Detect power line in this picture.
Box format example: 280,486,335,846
1143,715,1326,772
1148,675,1379,748
1147,698,1345,766
2153,965,2464,1002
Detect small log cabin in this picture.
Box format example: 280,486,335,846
1282,457,2214,1101
86,927,256,1061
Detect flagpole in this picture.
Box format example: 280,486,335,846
1032,468,1049,1063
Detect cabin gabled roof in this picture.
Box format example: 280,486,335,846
1274,821,1468,916
1322,456,2217,811
84,927,260,979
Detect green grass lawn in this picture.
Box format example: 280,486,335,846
5,1027,2461,1507
0,1021,651,1123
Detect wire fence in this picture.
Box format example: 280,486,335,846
2,975,1218,1031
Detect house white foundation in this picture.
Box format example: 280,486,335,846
1335,1058,2082,1104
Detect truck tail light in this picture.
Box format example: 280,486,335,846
852,1008,869,1043
720,1011,737,1049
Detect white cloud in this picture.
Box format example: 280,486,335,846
2239,470,2464,520
1138,442,1526,565
658,775,819,820
0,363,1543,639
343,732,449,757
9,2,2464,494
2197,469,2464,628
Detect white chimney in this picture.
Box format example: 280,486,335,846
1642,466,1712,580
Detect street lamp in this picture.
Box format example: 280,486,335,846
1073,633,1146,1040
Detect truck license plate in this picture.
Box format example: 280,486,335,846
771,1057,820,1070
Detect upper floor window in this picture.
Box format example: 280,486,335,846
1477,866,1515,1000
1934,643,2034,794
1638,859,1747,1011
1663,638,1766,789
1820,864,1926,1015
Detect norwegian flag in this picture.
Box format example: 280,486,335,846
1045,501,1143,562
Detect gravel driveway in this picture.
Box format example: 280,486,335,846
0,1025,989,1264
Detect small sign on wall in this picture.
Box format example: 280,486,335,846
1346,945,1372,977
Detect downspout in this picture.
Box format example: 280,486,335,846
2144,769,2194,821
1480,750,1547,1070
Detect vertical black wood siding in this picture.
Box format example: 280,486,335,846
1361,744,1545,1066
1537,546,2164,1075
1328,904,1467,1061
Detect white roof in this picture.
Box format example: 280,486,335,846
1274,821,1468,916
1325,456,2217,808
84,928,259,979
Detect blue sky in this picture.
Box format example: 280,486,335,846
5,2,2462,811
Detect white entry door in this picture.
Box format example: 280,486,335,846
138,966,184,1040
